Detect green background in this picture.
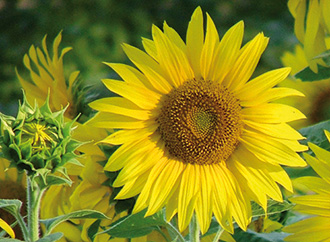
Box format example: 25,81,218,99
0,0,295,116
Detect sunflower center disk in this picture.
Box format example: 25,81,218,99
157,79,244,165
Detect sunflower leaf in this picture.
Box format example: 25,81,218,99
100,209,167,238
233,228,288,242
299,120,330,152
251,200,294,218
40,209,108,235
313,49,330,66
295,64,330,81
0,199,23,220
35,233,63,242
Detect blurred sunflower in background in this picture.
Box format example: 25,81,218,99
0,158,26,239
280,0,330,128
15,32,126,242
89,6,307,235
288,0,330,72
280,41,330,128
283,130,330,242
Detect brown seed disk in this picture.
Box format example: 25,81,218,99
157,79,243,165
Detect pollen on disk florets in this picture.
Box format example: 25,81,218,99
157,78,244,165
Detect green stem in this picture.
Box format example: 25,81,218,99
16,213,29,241
165,221,186,242
212,226,224,242
27,177,45,242
189,214,200,242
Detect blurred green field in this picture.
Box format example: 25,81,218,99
0,0,295,116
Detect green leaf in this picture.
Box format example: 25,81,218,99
87,219,101,242
101,209,167,238
46,174,72,187
295,64,330,82
203,200,293,237
0,199,22,218
251,200,294,218
313,49,330,66
35,233,63,242
299,120,330,152
233,229,288,242
40,209,108,235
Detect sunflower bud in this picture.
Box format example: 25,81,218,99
0,93,82,182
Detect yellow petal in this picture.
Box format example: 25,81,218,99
223,33,269,91
195,165,213,234
146,159,185,216
177,164,199,232
104,138,149,171
294,176,330,195
0,218,15,238
240,131,306,167
152,25,194,87
186,6,204,79
211,21,244,84
133,157,169,213
142,38,158,61
236,67,291,101
304,153,330,184
87,112,146,129
241,103,306,123
243,120,304,140
89,97,151,120
100,126,157,145
200,13,219,80
102,79,160,110
284,216,330,242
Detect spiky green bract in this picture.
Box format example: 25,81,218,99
0,92,82,184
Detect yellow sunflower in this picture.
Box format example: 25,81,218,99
88,7,307,234
283,130,330,242
280,39,330,128
288,0,330,72
16,31,80,118
0,158,26,239
16,32,124,242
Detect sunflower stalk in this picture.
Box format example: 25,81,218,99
27,176,46,241
212,226,224,242
189,214,200,242
165,221,186,242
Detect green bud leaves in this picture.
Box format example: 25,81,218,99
0,92,82,184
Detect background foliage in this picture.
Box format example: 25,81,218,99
1,0,294,116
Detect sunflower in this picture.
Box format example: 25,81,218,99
16,32,81,119
280,39,330,128
288,0,330,72
0,158,26,239
283,130,330,242
16,32,124,241
88,7,307,234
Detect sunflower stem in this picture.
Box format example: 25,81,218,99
212,226,224,242
165,221,186,242
189,214,200,242
27,176,45,242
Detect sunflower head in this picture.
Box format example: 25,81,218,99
89,7,307,234
0,92,82,181
16,31,92,121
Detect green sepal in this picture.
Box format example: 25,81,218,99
0,91,84,179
